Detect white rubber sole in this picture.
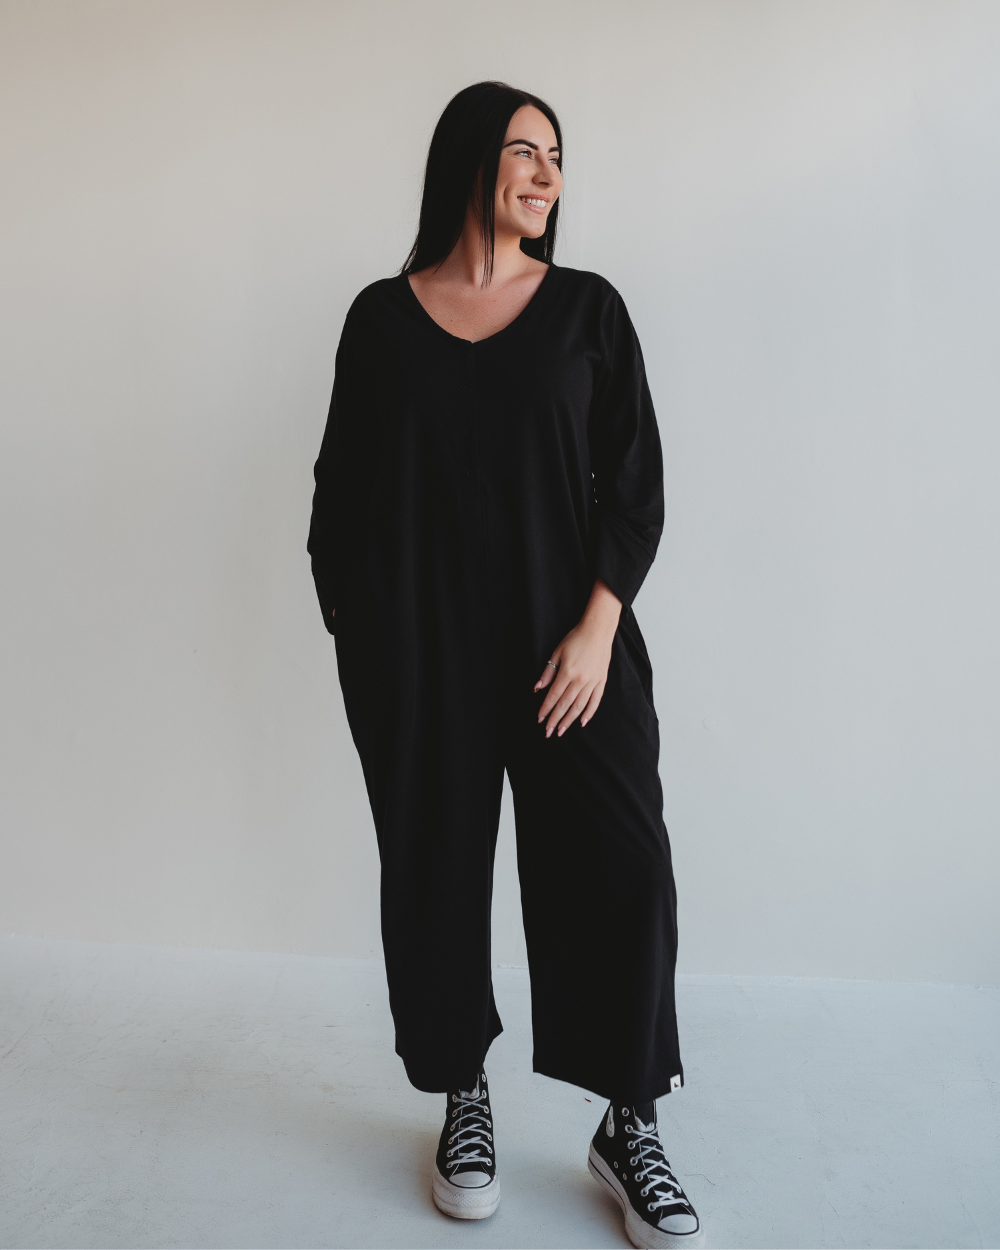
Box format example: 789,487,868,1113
588,1144,706,1249
432,1165,501,1220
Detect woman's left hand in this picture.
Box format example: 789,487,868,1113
534,579,623,737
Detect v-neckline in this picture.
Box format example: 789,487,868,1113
402,264,555,346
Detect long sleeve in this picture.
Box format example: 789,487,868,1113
307,299,374,635
588,289,664,609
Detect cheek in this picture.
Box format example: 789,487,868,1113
496,184,525,219
494,176,516,207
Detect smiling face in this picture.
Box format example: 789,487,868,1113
493,104,562,241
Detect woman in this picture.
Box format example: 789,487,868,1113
308,81,704,1250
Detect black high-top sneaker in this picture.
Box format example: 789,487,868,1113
589,1100,704,1249
431,1071,500,1219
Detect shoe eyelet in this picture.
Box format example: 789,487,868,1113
648,1203,655,1212
621,1107,629,1115
630,1156,637,1165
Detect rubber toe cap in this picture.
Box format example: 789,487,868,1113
448,1169,492,1189
659,1212,699,1234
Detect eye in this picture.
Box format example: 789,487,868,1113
515,148,533,157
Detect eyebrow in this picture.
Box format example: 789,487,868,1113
503,138,561,152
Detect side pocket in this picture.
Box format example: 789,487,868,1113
616,607,656,712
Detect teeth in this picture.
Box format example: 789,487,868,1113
519,197,547,207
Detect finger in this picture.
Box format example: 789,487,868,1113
579,682,605,727
537,672,571,720
557,686,594,736
533,659,560,692
544,681,584,736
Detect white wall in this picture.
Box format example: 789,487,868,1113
1,0,998,982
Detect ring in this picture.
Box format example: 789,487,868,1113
546,660,559,670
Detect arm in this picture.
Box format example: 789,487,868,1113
535,288,663,737
307,302,370,634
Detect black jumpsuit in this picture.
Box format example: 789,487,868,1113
308,265,683,1102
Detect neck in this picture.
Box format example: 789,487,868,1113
438,206,534,289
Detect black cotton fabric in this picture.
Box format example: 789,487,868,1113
307,265,683,1101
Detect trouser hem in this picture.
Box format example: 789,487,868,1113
395,1023,504,1094
530,1057,685,1104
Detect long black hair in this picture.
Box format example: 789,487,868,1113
402,81,562,284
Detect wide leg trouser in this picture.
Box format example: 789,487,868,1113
336,607,683,1104
506,617,683,1102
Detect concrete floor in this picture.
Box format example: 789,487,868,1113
0,936,997,1249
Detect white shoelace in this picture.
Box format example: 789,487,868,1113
445,1085,494,1173
626,1117,688,1214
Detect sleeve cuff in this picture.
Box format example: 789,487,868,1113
591,510,656,610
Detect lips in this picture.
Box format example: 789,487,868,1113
518,196,549,212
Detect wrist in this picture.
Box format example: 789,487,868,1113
582,578,622,636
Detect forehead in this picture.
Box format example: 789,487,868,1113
503,104,558,148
